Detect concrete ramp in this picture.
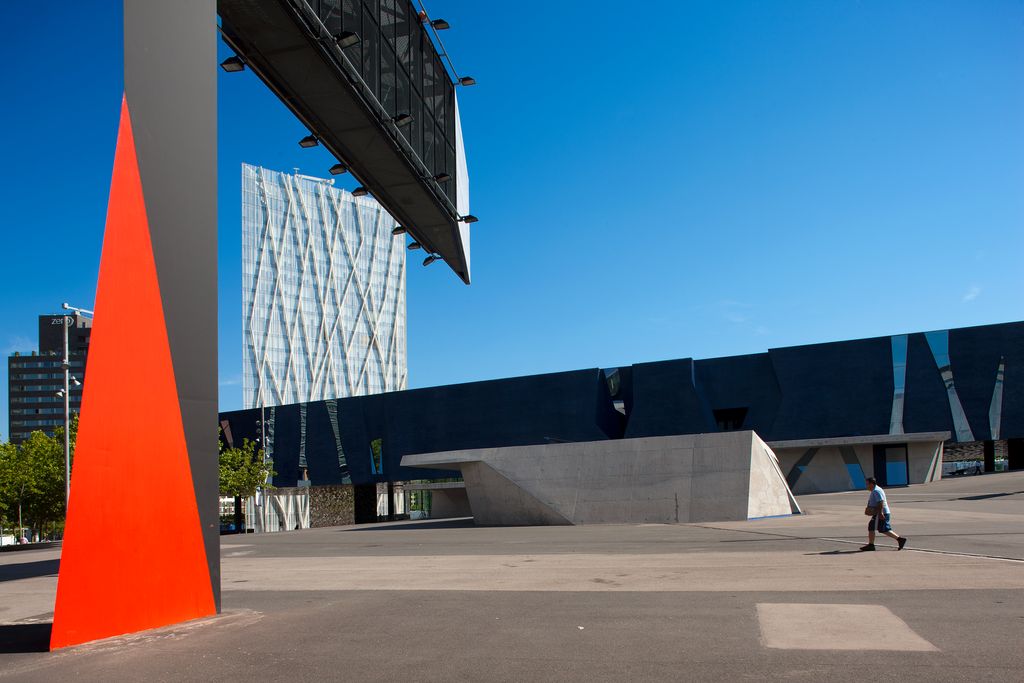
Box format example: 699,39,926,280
402,432,800,525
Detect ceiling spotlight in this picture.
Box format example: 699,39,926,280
220,56,245,72
422,254,440,266
336,31,361,49
391,226,407,236
299,135,319,148
430,19,450,30
392,113,413,127
433,173,451,183
329,163,348,175
458,76,476,86
352,186,370,197
460,214,479,224
407,241,422,250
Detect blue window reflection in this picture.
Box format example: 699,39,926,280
846,464,867,489
891,334,907,392
925,329,951,369
885,446,908,486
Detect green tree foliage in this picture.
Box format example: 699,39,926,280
0,416,77,539
18,431,65,530
0,440,17,528
219,437,275,499
219,435,275,533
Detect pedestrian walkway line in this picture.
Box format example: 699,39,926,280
694,525,1024,563
817,537,1024,563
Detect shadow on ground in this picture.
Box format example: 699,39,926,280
807,550,863,556
0,559,59,583
0,623,51,653
336,518,476,532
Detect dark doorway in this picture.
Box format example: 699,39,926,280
984,440,996,473
353,483,379,524
1009,438,1024,471
872,444,909,486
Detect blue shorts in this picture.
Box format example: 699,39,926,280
869,512,892,533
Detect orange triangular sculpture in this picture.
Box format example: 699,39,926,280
50,96,216,649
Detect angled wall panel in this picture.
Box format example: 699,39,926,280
403,432,798,525
624,359,712,438
694,353,783,436
949,323,1024,441
768,338,892,441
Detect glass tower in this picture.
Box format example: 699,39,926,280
241,163,407,409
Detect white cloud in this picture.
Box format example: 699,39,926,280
962,285,981,303
219,375,242,387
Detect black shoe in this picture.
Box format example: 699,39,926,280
897,537,907,550
859,544,875,551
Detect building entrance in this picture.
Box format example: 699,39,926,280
873,444,909,486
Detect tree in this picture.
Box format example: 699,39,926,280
0,433,55,541
18,431,65,537
0,417,77,543
219,437,274,533
0,440,17,539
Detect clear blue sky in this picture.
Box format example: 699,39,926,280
1,1,1022,439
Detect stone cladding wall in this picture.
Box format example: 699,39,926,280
309,484,355,527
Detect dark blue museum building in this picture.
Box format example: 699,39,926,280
220,320,1023,520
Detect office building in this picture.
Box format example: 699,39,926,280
7,314,91,443
241,163,408,409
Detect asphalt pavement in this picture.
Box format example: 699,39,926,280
1,471,1022,681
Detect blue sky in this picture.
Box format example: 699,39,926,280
1,1,1022,439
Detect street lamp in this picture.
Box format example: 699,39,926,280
60,302,93,508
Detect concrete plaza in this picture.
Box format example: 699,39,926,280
1,472,1022,681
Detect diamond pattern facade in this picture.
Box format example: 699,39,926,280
242,164,407,409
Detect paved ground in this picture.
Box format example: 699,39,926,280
1,472,1022,681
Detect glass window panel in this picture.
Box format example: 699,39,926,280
433,58,446,133
891,334,908,392
361,13,379,98
410,92,422,160
445,144,456,201
422,117,434,175
320,0,343,36
925,329,950,369
395,0,411,70
342,0,361,30
380,0,397,48
446,86,456,142
420,32,434,105
381,43,396,116
434,123,446,176
397,68,410,141
411,25,421,95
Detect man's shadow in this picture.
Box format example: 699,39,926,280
806,549,862,556
0,623,51,653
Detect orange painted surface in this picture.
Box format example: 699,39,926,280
50,96,216,650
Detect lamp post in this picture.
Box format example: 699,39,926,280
59,302,94,508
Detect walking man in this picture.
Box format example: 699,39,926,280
861,476,908,551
